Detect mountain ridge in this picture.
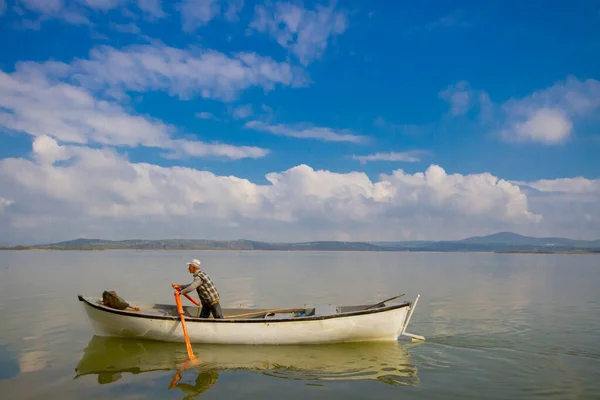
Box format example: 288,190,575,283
3,232,598,252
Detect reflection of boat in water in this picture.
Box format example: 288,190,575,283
74,335,420,395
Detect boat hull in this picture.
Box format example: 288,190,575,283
78,296,417,345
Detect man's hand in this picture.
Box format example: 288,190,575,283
171,284,181,291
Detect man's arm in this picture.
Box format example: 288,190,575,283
180,275,203,295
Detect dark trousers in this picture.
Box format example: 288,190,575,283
200,301,224,319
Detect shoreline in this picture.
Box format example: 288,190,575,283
1,247,599,254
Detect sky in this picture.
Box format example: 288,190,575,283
0,0,599,245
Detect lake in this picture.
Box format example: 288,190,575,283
0,250,599,399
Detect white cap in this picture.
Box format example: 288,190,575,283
187,259,201,268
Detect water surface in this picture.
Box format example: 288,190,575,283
0,250,598,399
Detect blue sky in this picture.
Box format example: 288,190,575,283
0,0,599,244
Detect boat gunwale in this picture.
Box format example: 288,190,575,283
77,294,411,324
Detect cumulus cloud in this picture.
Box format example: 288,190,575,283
0,139,568,244
504,108,572,144
442,77,600,145
37,43,304,102
499,77,600,144
179,0,244,31
245,120,366,143
352,151,424,164
250,0,348,65
521,177,600,194
0,67,268,160
515,178,600,239
0,67,169,147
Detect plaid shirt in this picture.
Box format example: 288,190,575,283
180,270,220,305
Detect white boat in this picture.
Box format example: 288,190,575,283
77,294,424,345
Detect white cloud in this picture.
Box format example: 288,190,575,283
505,108,572,144
376,165,542,224
373,117,430,136
441,77,600,145
352,151,424,164
517,177,600,194
79,0,124,10
439,80,484,116
0,141,559,244
245,120,366,143
166,138,268,160
32,134,69,164
132,0,164,18
250,1,348,65
224,0,243,21
179,0,220,30
0,197,13,212
503,76,600,117
0,67,268,160
19,0,64,14
0,67,169,147
179,0,244,32
515,178,600,239
43,43,304,102
196,111,217,120
499,77,600,144
232,104,253,119
15,0,164,26
81,0,165,16
110,22,141,34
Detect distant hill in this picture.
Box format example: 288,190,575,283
457,232,588,246
380,232,600,252
2,232,598,253
31,238,382,251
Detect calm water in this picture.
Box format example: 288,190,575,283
0,250,599,399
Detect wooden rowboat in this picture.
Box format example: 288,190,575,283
77,294,424,345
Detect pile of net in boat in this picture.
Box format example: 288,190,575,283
101,290,139,311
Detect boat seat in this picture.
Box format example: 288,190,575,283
313,304,340,316
264,312,296,319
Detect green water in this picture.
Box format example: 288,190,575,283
0,250,599,399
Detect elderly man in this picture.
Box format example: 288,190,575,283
172,259,224,319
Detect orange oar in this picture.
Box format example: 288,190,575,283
182,292,200,306
174,291,196,361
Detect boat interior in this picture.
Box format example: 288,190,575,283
91,297,410,320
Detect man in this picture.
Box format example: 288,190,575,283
172,259,224,319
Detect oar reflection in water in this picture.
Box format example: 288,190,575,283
169,366,219,399
74,335,421,393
